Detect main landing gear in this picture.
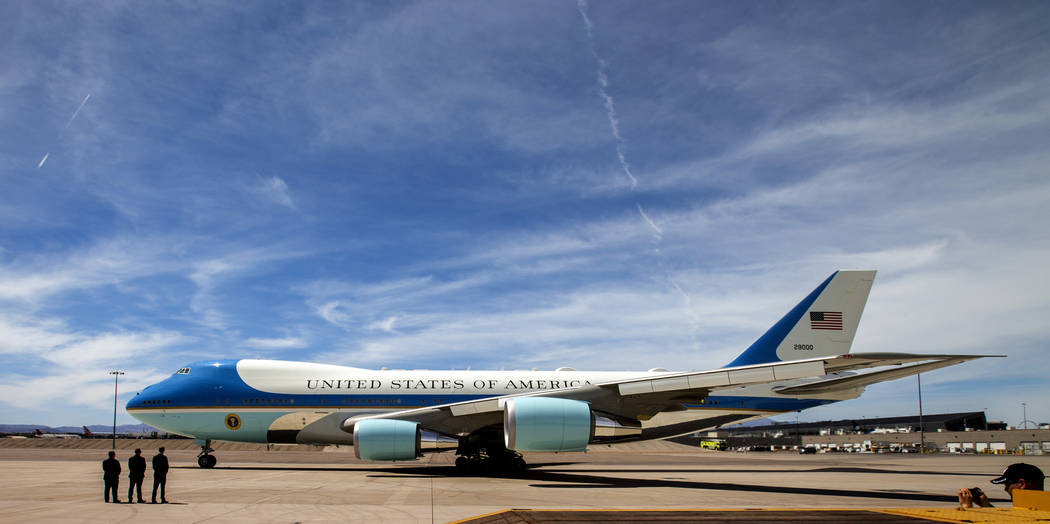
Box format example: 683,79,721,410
454,436,527,475
196,439,217,468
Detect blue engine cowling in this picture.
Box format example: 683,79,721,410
353,419,420,460
503,397,594,452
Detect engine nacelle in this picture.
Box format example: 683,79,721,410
353,419,420,461
503,397,594,452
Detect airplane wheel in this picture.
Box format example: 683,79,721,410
198,455,217,468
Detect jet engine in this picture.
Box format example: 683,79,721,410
353,419,420,460
503,397,594,452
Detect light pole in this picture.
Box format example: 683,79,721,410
796,410,802,449
1022,402,1028,430
109,371,124,450
917,374,925,454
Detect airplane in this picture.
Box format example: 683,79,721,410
33,429,81,439
79,426,132,439
126,270,993,471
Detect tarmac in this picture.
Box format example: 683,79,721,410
0,438,1047,523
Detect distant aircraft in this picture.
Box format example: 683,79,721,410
33,429,80,439
81,426,135,439
127,270,992,471
80,426,112,438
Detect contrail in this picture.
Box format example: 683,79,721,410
37,93,90,168
577,0,637,189
63,94,91,131
577,1,700,346
578,0,659,240
636,203,663,240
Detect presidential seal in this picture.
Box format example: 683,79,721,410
224,413,242,431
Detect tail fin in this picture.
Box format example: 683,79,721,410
726,270,876,367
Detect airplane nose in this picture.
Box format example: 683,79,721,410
126,388,153,410
127,382,178,410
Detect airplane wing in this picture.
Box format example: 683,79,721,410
336,353,995,439
771,353,996,395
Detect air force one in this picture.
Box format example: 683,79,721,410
127,270,992,471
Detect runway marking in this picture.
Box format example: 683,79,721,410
451,508,969,523
879,507,1050,523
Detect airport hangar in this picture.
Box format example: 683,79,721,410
691,411,1050,454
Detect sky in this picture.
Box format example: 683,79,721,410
1,1,1048,428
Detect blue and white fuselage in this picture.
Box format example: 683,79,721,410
126,271,990,469
127,359,846,444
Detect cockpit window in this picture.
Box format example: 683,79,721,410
174,367,191,375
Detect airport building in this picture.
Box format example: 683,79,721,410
688,412,1050,454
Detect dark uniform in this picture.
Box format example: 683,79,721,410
151,449,169,503
102,452,121,503
127,450,147,503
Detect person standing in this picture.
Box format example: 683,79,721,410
102,450,121,503
151,447,169,503
127,448,146,503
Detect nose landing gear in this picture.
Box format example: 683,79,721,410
196,439,217,468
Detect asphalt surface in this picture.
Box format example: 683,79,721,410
0,439,1046,523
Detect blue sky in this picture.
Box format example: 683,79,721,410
1,1,1048,428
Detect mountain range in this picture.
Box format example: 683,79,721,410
0,423,161,435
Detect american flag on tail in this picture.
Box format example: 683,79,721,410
810,311,843,330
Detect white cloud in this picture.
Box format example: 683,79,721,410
367,316,399,333
0,313,184,412
0,315,78,355
0,366,169,411
0,314,184,367
308,278,717,370
299,1,609,154
0,236,188,303
254,175,296,209
737,83,1048,161
187,245,314,331
316,300,353,328
45,332,185,368
241,336,307,350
